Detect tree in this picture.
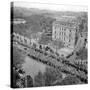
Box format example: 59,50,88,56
77,15,88,33
12,67,20,88
76,48,87,60
12,47,26,88
54,75,81,85
43,67,62,86
13,47,25,68
34,71,45,87
26,75,33,87
61,76,81,85
51,40,64,50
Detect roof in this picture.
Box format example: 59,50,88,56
53,17,79,28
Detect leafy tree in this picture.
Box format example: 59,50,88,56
13,47,25,68
76,48,87,60
77,15,88,33
51,40,64,50
12,67,20,88
34,71,45,87
43,67,62,86
54,75,81,85
26,75,33,87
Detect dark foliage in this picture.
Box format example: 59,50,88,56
34,71,45,87
26,75,33,87
54,75,81,85
13,47,25,68
76,48,87,60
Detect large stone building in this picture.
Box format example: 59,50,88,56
52,19,78,49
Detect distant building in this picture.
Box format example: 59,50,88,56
52,19,78,49
13,18,26,24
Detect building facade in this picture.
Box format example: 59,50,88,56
52,20,78,48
